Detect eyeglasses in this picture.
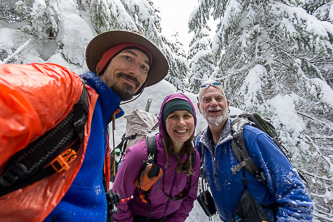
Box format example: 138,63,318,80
162,170,192,201
199,81,222,89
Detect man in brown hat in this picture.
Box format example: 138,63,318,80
0,30,169,221
46,30,169,221
85,30,169,101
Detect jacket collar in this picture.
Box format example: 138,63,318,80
200,117,233,150
81,71,124,126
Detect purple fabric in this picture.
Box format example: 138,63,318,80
113,93,200,222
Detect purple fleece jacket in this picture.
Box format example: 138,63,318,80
112,93,200,222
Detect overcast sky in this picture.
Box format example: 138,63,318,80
152,0,198,50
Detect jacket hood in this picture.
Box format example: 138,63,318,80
158,93,197,139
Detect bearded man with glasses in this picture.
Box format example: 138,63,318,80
195,79,313,222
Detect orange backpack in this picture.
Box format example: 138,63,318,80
0,63,98,221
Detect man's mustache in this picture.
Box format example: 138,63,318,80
117,73,140,88
207,108,222,112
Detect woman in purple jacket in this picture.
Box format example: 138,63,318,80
112,93,200,222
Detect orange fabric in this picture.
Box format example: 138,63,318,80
104,133,111,191
0,63,98,221
135,163,163,191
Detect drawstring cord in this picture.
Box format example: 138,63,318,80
119,88,144,105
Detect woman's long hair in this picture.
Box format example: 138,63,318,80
163,128,194,176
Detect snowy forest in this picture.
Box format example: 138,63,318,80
0,0,333,221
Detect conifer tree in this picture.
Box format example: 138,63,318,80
9,0,94,66
187,0,219,93
91,0,188,91
187,25,215,94
188,0,333,220
0,0,187,90
161,33,189,91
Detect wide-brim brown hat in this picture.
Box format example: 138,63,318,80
85,30,169,87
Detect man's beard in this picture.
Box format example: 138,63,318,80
205,107,229,127
112,83,135,101
109,73,140,101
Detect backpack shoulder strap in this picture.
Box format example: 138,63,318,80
200,143,205,165
191,148,196,167
142,134,158,221
145,133,195,171
0,85,89,196
146,134,157,163
230,116,266,184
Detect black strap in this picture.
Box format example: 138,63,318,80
191,147,196,167
140,134,157,221
146,134,157,164
0,86,88,196
231,117,267,184
145,190,152,222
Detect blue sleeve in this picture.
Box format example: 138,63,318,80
195,135,201,157
244,126,313,221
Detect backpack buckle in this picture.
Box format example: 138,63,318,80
255,171,267,183
0,163,27,187
231,164,242,175
231,160,248,174
51,149,77,173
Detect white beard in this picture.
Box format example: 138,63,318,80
205,107,229,127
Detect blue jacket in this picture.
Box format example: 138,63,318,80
45,71,124,222
195,118,313,222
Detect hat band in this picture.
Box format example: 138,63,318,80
97,42,153,74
